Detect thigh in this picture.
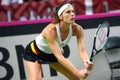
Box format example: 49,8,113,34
49,62,79,80
24,60,42,80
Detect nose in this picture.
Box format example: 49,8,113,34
71,12,75,17
71,11,75,16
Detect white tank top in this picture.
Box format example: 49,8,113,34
35,23,72,54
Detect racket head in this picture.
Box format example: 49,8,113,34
90,21,110,61
95,21,110,51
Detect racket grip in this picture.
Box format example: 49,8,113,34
90,58,92,61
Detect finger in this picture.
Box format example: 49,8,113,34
85,68,90,73
86,61,93,65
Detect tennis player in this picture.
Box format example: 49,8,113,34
23,2,93,80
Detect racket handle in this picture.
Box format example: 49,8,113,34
90,58,93,61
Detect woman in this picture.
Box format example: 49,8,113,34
23,3,93,80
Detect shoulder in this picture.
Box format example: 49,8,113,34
42,23,57,41
72,23,84,36
42,23,56,34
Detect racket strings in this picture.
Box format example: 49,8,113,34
98,27,107,44
96,25,108,50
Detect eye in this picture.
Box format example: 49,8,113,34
72,10,75,13
66,10,75,14
66,10,71,14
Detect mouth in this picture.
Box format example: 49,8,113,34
71,18,75,21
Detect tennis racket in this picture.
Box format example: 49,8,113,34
81,21,110,80
82,21,110,80
89,21,110,61
83,21,110,75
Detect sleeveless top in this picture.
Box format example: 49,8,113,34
35,23,72,54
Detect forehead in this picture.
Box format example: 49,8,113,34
64,6,74,12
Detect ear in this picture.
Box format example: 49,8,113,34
59,15,62,20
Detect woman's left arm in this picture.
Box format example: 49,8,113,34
73,23,93,70
76,27,89,63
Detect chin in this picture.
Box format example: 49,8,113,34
70,21,75,24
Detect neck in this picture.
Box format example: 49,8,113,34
59,21,71,31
